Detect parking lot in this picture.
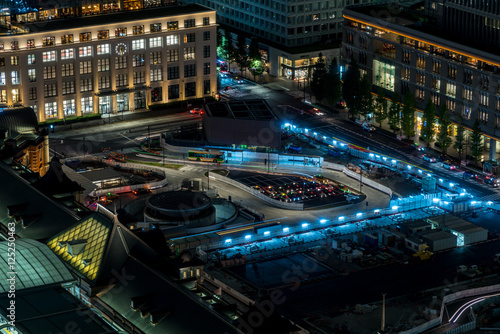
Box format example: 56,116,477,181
227,171,351,208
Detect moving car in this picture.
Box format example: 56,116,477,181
189,108,203,114
422,154,437,162
362,123,375,132
133,188,152,195
309,108,325,116
232,77,244,83
336,100,347,109
463,171,478,179
485,177,499,187
442,161,457,170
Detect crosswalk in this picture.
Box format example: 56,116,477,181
477,192,500,202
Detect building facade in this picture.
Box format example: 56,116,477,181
184,0,378,78
342,4,500,161
0,4,217,122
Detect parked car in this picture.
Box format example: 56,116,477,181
189,108,203,114
133,188,152,195
232,77,244,83
288,145,302,153
362,123,375,132
336,100,347,109
442,161,457,170
105,192,118,200
422,154,437,162
327,148,341,157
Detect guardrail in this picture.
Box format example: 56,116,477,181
322,161,393,197
209,173,304,210
89,159,168,197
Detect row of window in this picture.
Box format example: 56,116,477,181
39,80,211,118
5,18,210,50
7,46,209,71
5,61,211,86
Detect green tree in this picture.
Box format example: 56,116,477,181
248,38,261,62
311,53,327,102
374,88,388,127
401,92,416,139
223,30,236,72
454,118,465,161
470,118,484,165
247,38,264,82
388,92,401,132
342,60,361,119
422,99,436,146
436,104,452,154
359,74,373,118
326,57,341,107
236,34,248,75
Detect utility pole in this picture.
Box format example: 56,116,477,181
360,170,363,193
381,293,386,333
83,136,86,156
148,125,151,150
207,162,210,190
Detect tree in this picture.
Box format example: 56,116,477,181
374,88,388,127
223,30,236,72
454,118,465,161
436,104,452,154
401,92,416,139
236,34,248,75
421,99,436,146
247,38,264,82
470,118,484,165
248,38,261,62
388,92,401,132
326,57,341,107
342,60,361,119
359,74,373,119
310,53,327,102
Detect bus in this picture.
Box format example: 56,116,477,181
187,150,224,163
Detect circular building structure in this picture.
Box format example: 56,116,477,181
144,191,216,227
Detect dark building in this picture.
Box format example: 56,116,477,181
203,99,281,148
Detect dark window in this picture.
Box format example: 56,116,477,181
184,19,195,28
184,64,196,77
203,45,210,58
204,79,210,95
203,62,210,75
167,66,179,79
185,82,196,97
168,84,179,99
151,87,162,102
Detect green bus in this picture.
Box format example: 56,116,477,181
187,150,224,163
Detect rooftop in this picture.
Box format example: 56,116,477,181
0,239,74,293
344,3,500,64
420,229,456,241
0,161,80,242
0,286,118,334
22,4,213,33
205,99,278,120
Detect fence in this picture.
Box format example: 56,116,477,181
390,193,444,212
209,173,304,210
444,321,476,334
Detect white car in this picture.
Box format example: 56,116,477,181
362,123,375,132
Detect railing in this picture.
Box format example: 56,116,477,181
322,161,393,197
209,173,304,210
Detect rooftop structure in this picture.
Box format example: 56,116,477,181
0,160,80,241
202,99,281,148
